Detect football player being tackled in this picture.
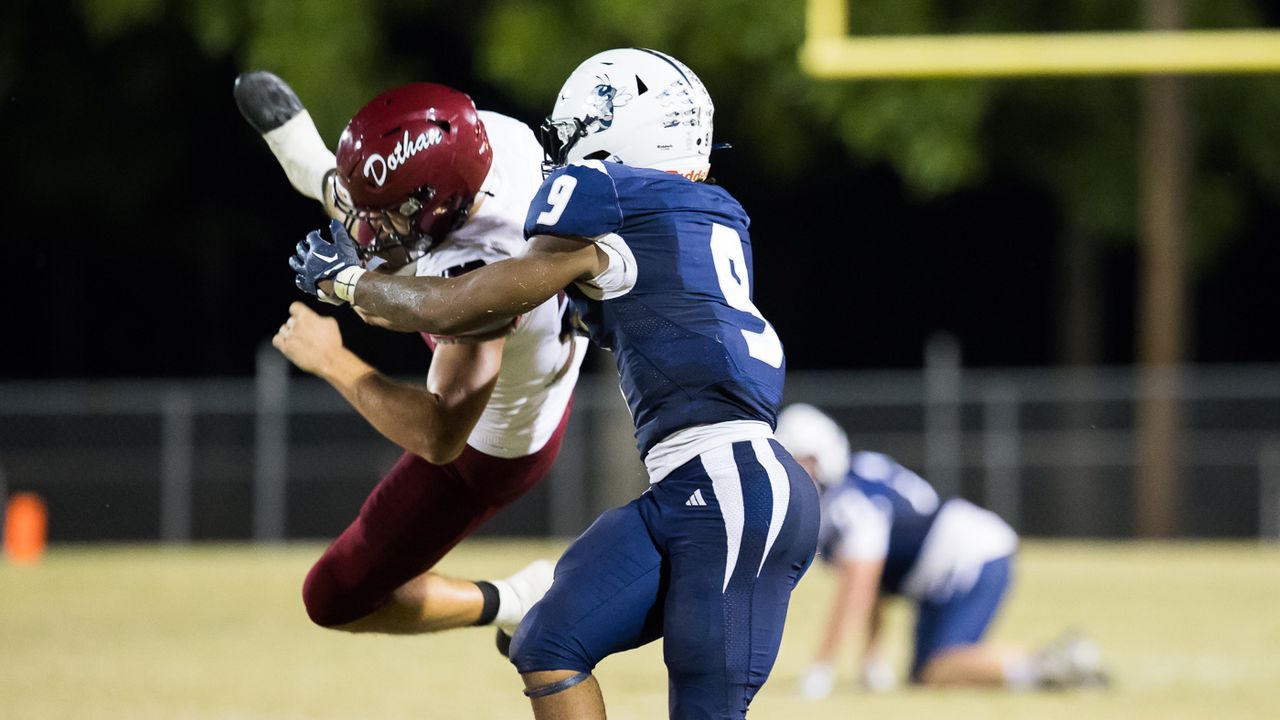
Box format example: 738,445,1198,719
235,73,586,639
286,49,822,720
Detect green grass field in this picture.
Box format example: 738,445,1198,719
3,541,1278,719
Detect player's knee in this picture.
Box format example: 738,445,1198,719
302,559,376,628
507,605,592,675
301,563,345,627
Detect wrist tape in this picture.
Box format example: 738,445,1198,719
333,266,366,303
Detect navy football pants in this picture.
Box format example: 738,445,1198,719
911,555,1013,680
509,438,821,719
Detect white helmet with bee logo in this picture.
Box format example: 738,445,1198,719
539,48,715,181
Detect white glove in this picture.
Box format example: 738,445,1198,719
859,657,897,693
800,662,836,700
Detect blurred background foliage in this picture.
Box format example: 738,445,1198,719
479,0,1280,255
4,0,1279,375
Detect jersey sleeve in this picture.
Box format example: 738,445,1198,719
827,489,893,562
523,161,623,240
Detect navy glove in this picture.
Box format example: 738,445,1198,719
290,219,364,304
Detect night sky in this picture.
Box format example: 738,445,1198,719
7,1,1280,380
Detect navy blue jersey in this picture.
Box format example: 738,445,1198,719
820,452,942,594
524,161,785,455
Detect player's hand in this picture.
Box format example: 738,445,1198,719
290,220,364,305
799,662,835,700
858,657,896,693
272,302,343,375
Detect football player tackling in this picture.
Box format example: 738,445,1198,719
287,49,821,720
235,74,586,638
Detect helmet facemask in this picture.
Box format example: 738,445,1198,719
332,83,493,265
538,117,590,178
331,175,460,265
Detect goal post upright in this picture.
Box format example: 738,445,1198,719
800,0,1280,79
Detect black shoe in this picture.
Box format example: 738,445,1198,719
233,71,304,134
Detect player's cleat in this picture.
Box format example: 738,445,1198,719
493,559,555,636
1033,629,1111,690
233,70,336,202
234,71,305,134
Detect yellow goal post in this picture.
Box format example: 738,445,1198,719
800,0,1280,78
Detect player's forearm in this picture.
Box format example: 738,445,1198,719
817,567,877,663
814,623,844,665
349,273,474,335
351,261,558,336
867,598,885,640
344,277,475,335
862,598,886,660
317,349,469,464
815,584,857,663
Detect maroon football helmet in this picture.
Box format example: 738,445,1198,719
332,83,493,261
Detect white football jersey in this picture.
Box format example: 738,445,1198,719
414,111,587,459
823,452,1017,603
899,498,1018,602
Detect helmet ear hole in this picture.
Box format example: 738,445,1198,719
583,150,611,161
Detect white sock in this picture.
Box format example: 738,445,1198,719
262,110,336,201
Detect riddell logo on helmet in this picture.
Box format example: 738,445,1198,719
363,127,445,187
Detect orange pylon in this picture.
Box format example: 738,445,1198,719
4,492,48,565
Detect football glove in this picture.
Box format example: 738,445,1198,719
859,658,896,693
290,220,365,305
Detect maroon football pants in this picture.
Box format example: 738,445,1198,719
302,404,570,627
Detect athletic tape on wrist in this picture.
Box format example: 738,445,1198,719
333,266,365,303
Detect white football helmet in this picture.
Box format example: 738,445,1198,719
539,48,715,180
775,404,851,488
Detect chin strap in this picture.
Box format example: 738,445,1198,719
523,672,591,699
